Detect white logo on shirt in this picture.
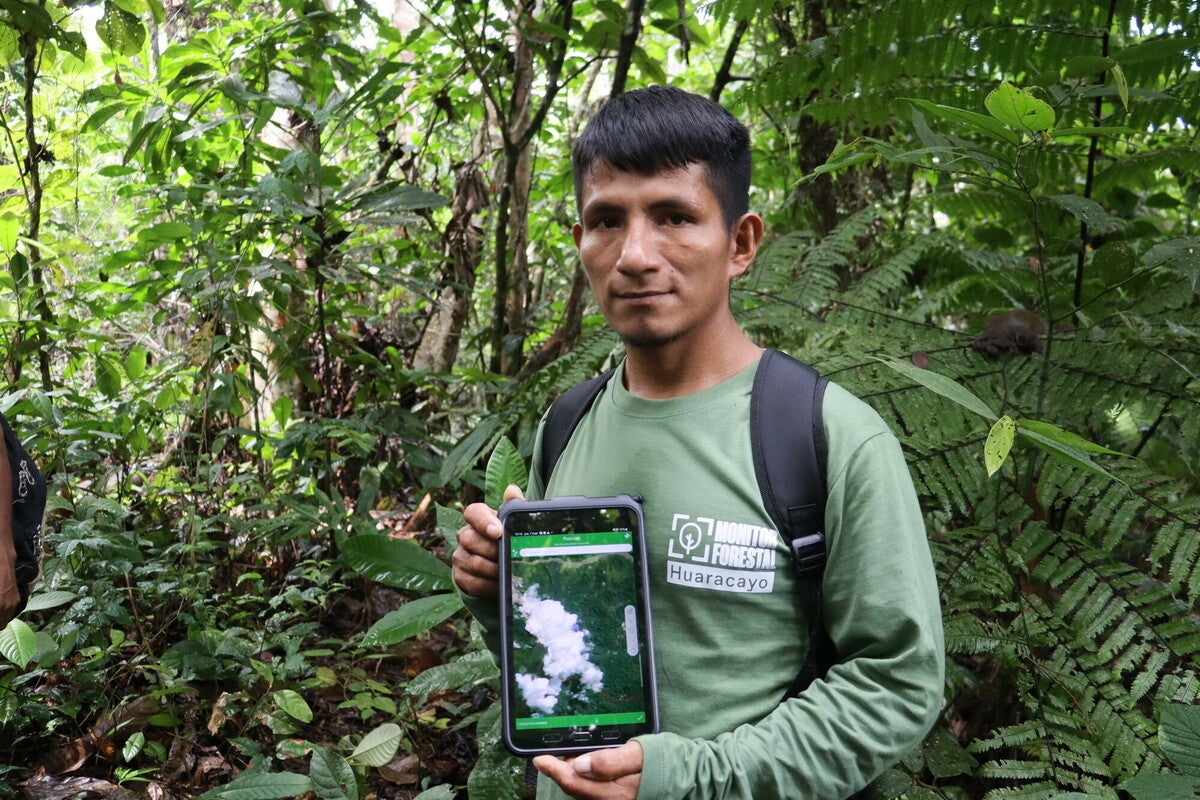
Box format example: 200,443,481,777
666,513,778,594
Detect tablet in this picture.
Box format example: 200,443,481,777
498,494,659,756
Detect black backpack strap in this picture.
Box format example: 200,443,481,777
538,369,616,488
2,412,47,613
749,349,833,695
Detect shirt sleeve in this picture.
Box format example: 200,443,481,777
633,427,945,800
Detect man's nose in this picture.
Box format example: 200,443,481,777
616,218,659,273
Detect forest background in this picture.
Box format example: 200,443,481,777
0,0,1198,798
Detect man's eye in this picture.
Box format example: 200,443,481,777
666,213,689,225
594,217,618,229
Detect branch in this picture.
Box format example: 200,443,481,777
516,0,576,150
710,19,748,103
513,265,590,382
20,26,53,391
1074,0,1119,316
609,0,645,96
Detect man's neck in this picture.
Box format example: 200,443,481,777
622,326,762,400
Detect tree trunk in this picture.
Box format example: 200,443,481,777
413,161,489,372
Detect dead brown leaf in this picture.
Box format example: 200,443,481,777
20,772,139,800
36,738,95,775
377,753,420,785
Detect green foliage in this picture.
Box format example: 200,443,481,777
0,0,1197,796
751,19,1199,792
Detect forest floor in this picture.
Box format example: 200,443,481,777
9,514,492,800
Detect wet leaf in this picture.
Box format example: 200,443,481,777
362,594,463,647
339,535,452,593
984,415,1016,477
985,81,1055,133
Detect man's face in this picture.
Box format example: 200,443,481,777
572,162,759,351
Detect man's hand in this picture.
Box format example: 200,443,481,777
533,742,644,800
451,484,524,598
0,566,18,628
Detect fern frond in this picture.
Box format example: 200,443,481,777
1092,146,1200,198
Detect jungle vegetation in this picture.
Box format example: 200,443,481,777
0,0,1197,798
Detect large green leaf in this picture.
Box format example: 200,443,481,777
362,593,463,647
906,98,1019,145
485,437,526,508
466,703,523,800
924,728,978,779
95,355,123,399
438,505,465,555
877,359,997,420
339,534,452,592
0,619,36,667
438,414,504,485
0,211,17,252
1015,427,1115,481
1017,420,1125,455
1160,703,1200,777
1119,771,1200,800
195,771,313,800
309,747,357,800
0,25,17,64
95,1,146,56
1145,238,1200,292
985,81,1055,133
405,649,498,698
1048,194,1115,232
23,590,76,613
350,182,447,214
0,0,59,39
272,689,313,723
348,722,403,768
866,768,911,799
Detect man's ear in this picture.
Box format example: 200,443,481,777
728,212,764,280
572,221,583,248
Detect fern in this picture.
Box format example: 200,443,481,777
741,51,1200,789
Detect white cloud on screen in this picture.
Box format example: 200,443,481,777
514,583,604,714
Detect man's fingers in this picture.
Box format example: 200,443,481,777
451,505,503,597
575,742,643,779
462,502,503,541
450,488,523,597
532,754,565,777
451,540,498,579
578,743,638,782
450,529,499,596
531,745,642,800
533,756,593,798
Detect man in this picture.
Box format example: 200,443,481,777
1,415,20,627
1,410,44,628
453,85,943,800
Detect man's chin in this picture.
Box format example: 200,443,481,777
620,329,679,350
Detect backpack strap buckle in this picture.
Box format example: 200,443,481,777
791,532,826,577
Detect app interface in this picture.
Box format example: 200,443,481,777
507,507,648,732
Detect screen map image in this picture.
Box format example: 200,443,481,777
509,534,646,728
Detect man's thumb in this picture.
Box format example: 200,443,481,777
503,484,525,502
575,742,642,779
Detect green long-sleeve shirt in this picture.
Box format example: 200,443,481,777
463,357,944,800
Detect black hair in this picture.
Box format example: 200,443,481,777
571,86,751,228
